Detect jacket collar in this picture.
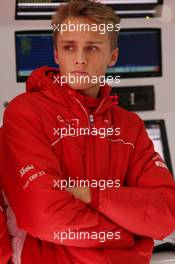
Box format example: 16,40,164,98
26,66,118,116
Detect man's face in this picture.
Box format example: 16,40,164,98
54,16,118,98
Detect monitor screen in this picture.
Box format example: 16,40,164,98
15,30,57,82
15,0,163,19
15,28,162,82
144,120,173,176
106,28,162,79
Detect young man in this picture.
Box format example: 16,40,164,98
1,0,175,263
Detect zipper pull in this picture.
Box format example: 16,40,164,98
89,114,94,125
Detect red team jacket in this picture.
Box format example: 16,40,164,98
1,66,175,264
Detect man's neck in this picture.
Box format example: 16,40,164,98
79,86,101,98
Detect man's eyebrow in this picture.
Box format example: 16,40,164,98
61,40,103,44
61,41,76,44
86,41,103,45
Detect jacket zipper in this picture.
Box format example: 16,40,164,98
73,97,106,127
72,96,106,182
89,114,94,127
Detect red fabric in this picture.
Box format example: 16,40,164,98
1,66,175,264
0,191,12,264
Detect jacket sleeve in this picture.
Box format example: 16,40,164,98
89,117,175,240
1,97,134,249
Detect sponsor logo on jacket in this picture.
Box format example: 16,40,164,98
19,164,35,178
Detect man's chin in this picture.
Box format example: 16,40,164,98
68,83,94,91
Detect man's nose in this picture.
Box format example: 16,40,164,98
75,49,87,65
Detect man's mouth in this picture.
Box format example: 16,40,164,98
70,71,89,75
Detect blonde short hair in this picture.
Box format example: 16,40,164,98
51,0,121,51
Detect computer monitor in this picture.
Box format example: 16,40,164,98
15,28,162,82
15,30,57,82
144,120,173,176
106,28,162,79
15,0,164,19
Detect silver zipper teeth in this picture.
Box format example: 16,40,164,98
73,96,106,128
73,96,105,183
89,114,94,126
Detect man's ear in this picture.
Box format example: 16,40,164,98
108,48,119,67
54,47,59,65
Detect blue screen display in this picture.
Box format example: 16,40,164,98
15,32,57,79
15,29,161,81
107,29,161,76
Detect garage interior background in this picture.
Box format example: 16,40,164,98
0,0,175,262
0,1,175,178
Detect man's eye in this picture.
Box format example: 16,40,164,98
63,46,74,51
88,46,98,51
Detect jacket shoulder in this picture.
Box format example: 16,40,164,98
3,93,40,123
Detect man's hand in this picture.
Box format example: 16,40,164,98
66,187,91,204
